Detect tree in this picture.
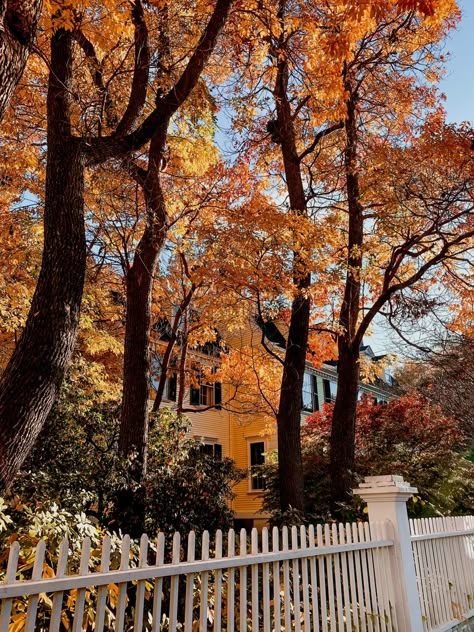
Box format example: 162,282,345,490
0,0,42,122
0,0,234,492
398,337,474,440
118,2,232,472
226,0,456,513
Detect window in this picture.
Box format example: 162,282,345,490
302,372,319,412
199,443,223,459
249,441,265,491
190,369,222,407
150,357,177,401
167,372,177,402
383,369,394,386
323,379,337,403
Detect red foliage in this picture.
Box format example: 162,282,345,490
305,391,463,484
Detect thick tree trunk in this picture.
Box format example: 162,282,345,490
276,285,310,513
329,84,364,509
273,1,309,514
329,343,360,507
0,30,86,492
0,0,42,122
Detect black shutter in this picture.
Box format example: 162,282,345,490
168,373,177,401
214,444,222,459
312,375,319,411
215,382,222,408
190,384,200,405
323,379,331,403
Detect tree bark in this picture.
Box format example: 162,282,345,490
329,83,364,509
0,30,86,492
0,0,42,123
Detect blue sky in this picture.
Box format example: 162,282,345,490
439,0,473,124
368,1,473,355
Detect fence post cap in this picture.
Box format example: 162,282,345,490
353,474,418,499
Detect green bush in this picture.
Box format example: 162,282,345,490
12,377,244,538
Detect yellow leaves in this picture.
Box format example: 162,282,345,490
9,613,27,632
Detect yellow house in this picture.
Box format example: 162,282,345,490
155,316,395,529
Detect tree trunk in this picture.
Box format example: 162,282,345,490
329,343,360,508
119,128,168,469
329,82,363,509
276,285,310,513
273,1,309,514
0,30,86,492
0,0,42,122
119,228,163,468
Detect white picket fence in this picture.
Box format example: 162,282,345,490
410,516,474,631
0,475,473,631
0,521,397,631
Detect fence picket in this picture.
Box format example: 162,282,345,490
251,527,259,631
94,536,111,632
345,524,360,632
214,529,223,632
358,522,374,632
169,531,181,632
133,534,148,632
239,528,247,632
339,523,352,632
151,532,165,632
331,524,344,631
272,526,282,632
282,526,292,631
380,521,397,631
24,539,46,632
371,522,389,632
317,524,328,632
114,534,130,632
49,537,69,632
261,527,271,632
300,525,311,631
184,531,196,632
72,537,91,632
364,523,381,632
308,525,320,632
291,525,302,632
324,524,336,629
227,529,235,632
0,540,19,632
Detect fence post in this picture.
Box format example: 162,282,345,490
353,475,424,631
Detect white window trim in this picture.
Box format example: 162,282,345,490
247,438,267,494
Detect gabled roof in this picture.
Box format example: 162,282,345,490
255,316,286,349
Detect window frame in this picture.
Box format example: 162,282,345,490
189,367,222,408
248,440,266,492
302,372,319,413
